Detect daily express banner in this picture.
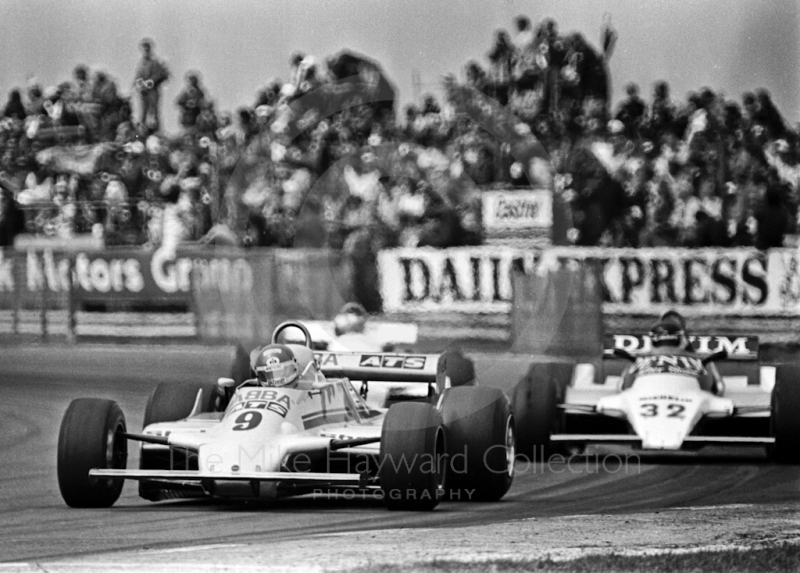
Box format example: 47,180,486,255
378,247,800,315
0,247,255,301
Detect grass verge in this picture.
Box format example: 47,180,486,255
343,542,800,573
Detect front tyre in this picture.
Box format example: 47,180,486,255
441,386,515,502
379,402,446,511
511,363,563,461
57,399,127,508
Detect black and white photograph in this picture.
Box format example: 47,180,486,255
0,0,798,571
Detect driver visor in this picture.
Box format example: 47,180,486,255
255,362,296,387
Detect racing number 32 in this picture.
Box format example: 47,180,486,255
640,403,686,419
232,411,262,431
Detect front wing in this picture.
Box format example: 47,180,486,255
550,434,774,446
92,469,365,485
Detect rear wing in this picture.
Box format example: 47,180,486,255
315,351,440,383
603,334,759,361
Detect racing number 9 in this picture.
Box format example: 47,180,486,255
232,411,262,431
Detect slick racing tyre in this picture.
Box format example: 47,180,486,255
140,382,222,498
379,402,446,511
57,399,127,508
769,365,800,464
143,381,222,428
441,386,515,502
511,363,566,461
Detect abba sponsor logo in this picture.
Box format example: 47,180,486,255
482,190,552,230
358,355,426,369
608,334,758,358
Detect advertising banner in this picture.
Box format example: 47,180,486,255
481,189,552,238
0,249,72,309
378,246,800,316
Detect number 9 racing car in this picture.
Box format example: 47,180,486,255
57,322,515,511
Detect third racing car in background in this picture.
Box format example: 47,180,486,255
512,323,800,462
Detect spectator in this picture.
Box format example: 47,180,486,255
72,65,93,103
464,61,489,96
3,89,26,121
0,188,24,246
134,38,170,132
615,83,646,138
487,30,515,106
25,83,45,116
92,70,123,140
755,183,793,249
176,71,207,131
648,81,675,139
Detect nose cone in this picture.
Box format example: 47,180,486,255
622,377,706,450
198,410,292,475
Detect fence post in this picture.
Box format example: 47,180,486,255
66,255,76,343
12,252,20,336
40,262,48,341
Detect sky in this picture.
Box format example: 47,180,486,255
0,0,797,132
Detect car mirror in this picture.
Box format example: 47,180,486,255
217,377,236,389
702,350,728,365
612,348,636,362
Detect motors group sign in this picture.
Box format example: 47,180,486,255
378,247,800,315
0,247,255,301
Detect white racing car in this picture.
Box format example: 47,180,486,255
512,325,800,461
57,322,515,511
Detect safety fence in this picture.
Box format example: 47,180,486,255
0,246,353,345
5,245,800,347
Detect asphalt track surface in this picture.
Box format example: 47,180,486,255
0,345,798,563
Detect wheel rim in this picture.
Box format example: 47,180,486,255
105,423,127,470
504,417,516,478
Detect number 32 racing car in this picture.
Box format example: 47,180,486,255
512,331,800,461
57,322,515,511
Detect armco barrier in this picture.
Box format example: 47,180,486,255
0,247,353,343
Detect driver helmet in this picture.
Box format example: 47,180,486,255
253,344,299,388
333,302,368,336
659,309,687,332
649,321,688,349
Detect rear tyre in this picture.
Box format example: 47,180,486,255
140,382,221,499
510,363,565,461
770,365,800,464
57,399,127,508
379,402,446,511
143,382,221,428
441,387,515,502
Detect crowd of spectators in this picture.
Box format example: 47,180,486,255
0,18,798,255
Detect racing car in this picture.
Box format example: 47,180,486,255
511,324,800,462
57,321,515,511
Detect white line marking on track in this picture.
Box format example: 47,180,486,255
673,503,755,511
143,543,245,554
